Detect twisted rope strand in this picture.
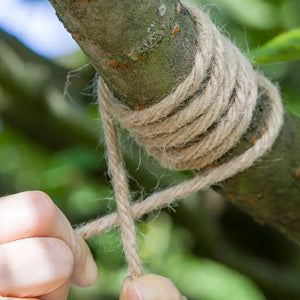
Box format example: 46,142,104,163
76,76,282,240
76,4,284,278
99,91,143,278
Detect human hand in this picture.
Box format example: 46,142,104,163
0,191,98,300
120,274,187,300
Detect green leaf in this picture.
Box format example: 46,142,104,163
161,255,266,300
250,28,300,64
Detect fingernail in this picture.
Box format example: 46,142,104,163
124,274,183,300
127,282,158,300
182,296,188,300
85,253,99,285
122,276,132,292
126,284,142,300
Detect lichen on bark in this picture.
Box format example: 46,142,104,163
50,0,198,108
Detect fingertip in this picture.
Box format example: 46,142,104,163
83,250,99,286
71,257,98,287
121,274,183,300
71,235,98,287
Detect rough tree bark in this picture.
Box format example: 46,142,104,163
48,0,300,245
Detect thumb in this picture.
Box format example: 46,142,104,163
119,274,187,300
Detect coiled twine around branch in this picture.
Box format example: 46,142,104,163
76,4,284,279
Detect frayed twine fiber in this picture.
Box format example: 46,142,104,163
76,4,283,279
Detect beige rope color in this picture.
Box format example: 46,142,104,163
76,4,284,279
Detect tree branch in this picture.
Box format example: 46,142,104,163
49,0,198,108
48,0,300,245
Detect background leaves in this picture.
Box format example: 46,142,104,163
251,28,300,64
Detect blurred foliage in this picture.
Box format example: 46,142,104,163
250,28,300,64
0,0,300,299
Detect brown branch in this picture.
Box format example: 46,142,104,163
48,0,300,245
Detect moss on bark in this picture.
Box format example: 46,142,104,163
50,0,198,108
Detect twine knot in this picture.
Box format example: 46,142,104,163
76,4,283,279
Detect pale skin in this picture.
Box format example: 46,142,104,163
0,191,186,300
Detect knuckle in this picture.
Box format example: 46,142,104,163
22,191,57,235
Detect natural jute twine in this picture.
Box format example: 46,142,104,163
76,4,284,279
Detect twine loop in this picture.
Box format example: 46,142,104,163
76,4,283,279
